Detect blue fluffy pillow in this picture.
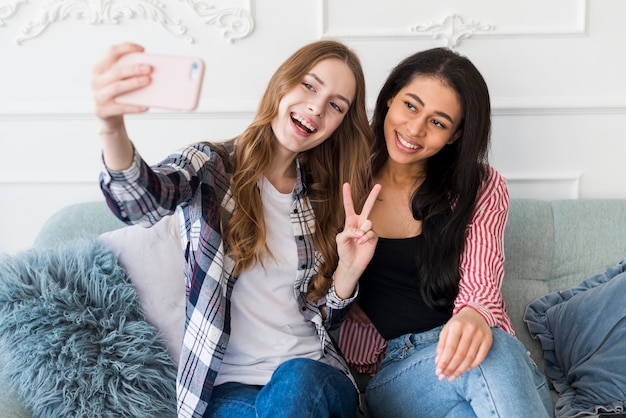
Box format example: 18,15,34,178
0,241,177,418
525,258,626,418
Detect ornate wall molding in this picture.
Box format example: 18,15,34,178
0,0,25,26
1,0,254,45
187,0,254,42
320,0,588,47
411,14,494,48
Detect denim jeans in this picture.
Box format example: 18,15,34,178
204,358,358,418
365,327,553,418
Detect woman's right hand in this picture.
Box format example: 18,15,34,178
91,42,152,123
333,182,381,299
91,43,151,170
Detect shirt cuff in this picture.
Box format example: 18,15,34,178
455,301,498,328
326,282,359,309
100,150,142,186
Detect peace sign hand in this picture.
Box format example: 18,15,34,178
334,182,381,299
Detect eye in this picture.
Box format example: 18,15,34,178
330,101,344,113
303,82,316,91
404,101,416,111
432,119,447,129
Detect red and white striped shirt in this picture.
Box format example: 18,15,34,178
339,165,514,373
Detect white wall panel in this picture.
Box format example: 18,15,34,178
322,0,587,39
1,0,625,254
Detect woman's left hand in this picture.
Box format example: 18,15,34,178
435,307,493,381
333,183,381,299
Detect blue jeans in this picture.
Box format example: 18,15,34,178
204,358,358,418
365,327,553,418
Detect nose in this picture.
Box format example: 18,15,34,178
308,97,325,117
407,116,426,137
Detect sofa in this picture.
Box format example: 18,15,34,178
1,198,626,417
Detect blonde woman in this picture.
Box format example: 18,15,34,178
91,40,380,418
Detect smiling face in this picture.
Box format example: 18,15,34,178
270,58,356,156
384,75,463,172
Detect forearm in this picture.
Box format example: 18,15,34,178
99,119,134,171
332,261,362,300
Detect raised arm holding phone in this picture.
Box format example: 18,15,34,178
91,41,379,418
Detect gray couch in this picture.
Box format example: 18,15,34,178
2,199,626,417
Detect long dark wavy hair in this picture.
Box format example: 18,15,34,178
370,47,491,311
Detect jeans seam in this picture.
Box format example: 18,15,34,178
367,352,436,391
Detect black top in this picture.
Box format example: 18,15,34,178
358,235,451,340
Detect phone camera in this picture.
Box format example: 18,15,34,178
190,62,201,80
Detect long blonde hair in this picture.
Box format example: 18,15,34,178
224,40,373,302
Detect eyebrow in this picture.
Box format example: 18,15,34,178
308,72,352,107
406,92,455,124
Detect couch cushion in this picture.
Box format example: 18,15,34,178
98,215,186,364
525,258,626,418
504,200,555,283
550,200,626,290
502,199,555,372
0,241,177,417
33,201,126,248
502,199,626,378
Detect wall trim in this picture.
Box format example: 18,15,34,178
320,0,588,46
503,172,581,200
0,178,99,185
2,95,626,119
0,172,584,198
0,101,259,120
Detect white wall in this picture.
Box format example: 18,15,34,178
1,0,625,254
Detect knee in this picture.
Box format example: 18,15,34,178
479,329,536,379
272,358,318,381
489,328,528,358
271,358,354,395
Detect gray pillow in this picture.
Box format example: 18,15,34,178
0,241,177,417
525,258,626,418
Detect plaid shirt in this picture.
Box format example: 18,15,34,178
100,142,358,417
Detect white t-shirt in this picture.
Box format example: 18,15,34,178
214,176,322,386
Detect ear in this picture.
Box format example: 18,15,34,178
447,129,462,145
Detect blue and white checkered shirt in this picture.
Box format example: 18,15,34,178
100,141,358,417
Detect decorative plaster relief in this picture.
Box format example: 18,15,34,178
412,14,494,48
1,0,254,45
187,0,254,42
321,0,587,46
0,0,25,26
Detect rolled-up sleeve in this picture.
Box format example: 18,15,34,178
454,166,514,335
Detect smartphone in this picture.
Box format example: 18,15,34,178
115,52,205,111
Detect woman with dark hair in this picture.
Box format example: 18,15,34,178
343,48,553,417
91,40,380,418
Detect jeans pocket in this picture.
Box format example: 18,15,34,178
380,345,408,370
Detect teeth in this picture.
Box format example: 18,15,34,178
397,133,419,149
292,114,315,133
